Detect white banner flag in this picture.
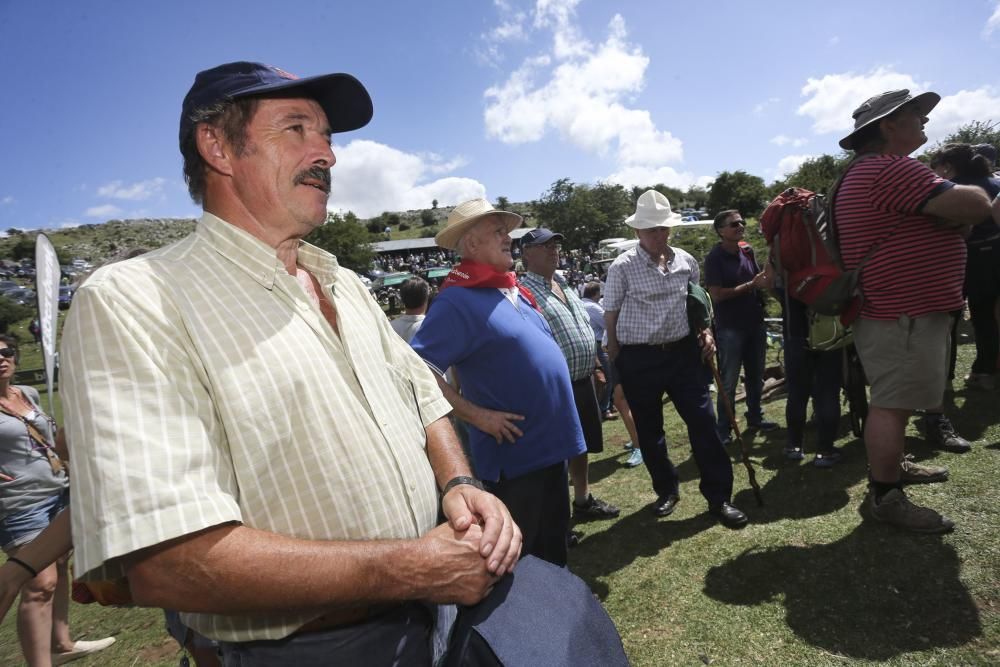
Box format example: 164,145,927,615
35,234,60,414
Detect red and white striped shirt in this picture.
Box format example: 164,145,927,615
835,154,965,320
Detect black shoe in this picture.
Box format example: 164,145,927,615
920,414,972,453
567,530,583,548
651,494,680,517
747,418,779,432
573,494,621,519
709,502,748,529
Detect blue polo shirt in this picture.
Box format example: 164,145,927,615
411,287,586,482
704,243,763,332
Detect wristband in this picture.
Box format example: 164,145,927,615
442,476,485,495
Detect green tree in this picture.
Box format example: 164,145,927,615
0,298,32,333
684,185,709,209
305,212,375,272
10,234,36,261
768,153,852,198
707,170,768,218
431,199,438,209
420,209,436,227
495,196,510,211
534,179,632,248
919,120,1000,162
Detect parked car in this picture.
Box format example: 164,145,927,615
59,286,75,309
3,288,35,306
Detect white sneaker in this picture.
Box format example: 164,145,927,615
52,637,116,665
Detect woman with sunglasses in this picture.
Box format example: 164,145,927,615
0,335,114,665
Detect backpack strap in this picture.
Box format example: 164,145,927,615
828,153,905,278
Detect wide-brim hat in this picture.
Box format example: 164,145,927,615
625,190,684,229
180,61,373,149
435,199,522,250
838,89,940,150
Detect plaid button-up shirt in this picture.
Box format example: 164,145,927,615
521,271,597,381
603,244,699,345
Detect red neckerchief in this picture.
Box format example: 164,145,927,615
440,260,540,310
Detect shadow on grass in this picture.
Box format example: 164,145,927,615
571,511,714,600
944,386,1000,444
703,522,981,659
588,451,635,485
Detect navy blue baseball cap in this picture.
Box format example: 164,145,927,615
179,61,373,148
521,228,564,247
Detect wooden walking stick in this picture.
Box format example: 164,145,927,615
708,355,764,506
687,281,763,506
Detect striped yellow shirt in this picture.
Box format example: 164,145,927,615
60,213,451,641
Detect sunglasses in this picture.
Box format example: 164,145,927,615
0,348,15,359
725,220,746,228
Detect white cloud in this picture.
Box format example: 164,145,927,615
85,204,123,218
327,140,486,218
96,177,167,201
604,165,712,191
828,36,840,46
776,154,817,178
59,220,82,229
798,66,1000,146
0,196,13,205
985,2,1000,37
753,97,780,115
925,87,1000,143
797,66,927,134
484,7,685,183
770,135,808,148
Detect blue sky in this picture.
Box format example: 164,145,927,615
1,0,999,230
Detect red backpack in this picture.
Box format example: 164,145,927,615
760,159,885,325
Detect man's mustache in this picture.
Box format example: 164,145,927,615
294,167,331,193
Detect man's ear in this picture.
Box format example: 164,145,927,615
195,124,234,177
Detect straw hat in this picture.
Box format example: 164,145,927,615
838,89,940,150
435,199,522,250
625,190,684,229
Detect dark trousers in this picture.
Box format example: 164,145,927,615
219,603,433,666
784,335,843,453
484,462,570,567
571,376,604,453
967,241,1000,374
616,339,734,506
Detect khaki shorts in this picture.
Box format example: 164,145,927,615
853,312,952,410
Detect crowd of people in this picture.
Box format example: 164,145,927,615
0,59,998,666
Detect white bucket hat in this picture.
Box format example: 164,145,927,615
625,190,685,229
435,199,523,250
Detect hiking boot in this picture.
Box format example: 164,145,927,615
573,494,621,520
920,414,972,453
783,445,805,461
965,373,996,391
624,448,644,467
867,488,954,533
899,454,948,484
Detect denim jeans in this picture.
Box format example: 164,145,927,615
714,326,767,438
596,346,613,413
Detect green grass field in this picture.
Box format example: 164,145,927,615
0,331,997,666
